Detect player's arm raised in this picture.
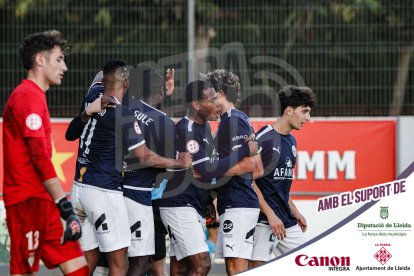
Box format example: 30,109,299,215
65,96,116,141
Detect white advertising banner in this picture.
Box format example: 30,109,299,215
242,166,414,275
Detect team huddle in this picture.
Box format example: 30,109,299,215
3,31,315,276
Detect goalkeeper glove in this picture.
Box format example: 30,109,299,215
56,196,82,244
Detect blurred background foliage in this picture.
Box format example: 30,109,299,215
1,0,413,117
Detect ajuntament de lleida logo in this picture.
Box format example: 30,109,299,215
380,206,389,219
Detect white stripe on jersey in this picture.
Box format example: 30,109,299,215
192,156,210,166
128,140,146,151
141,100,166,115
123,185,153,191
80,118,92,149
73,180,123,193
184,116,194,132
84,118,97,155
255,125,273,140
166,168,186,172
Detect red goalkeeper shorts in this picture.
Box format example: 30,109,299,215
6,197,84,274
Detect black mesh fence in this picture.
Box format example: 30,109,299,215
1,0,413,118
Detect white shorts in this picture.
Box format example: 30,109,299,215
124,197,155,257
70,182,131,252
159,206,208,261
251,223,307,261
215,208,260,259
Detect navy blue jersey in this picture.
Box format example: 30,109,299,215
255,125,298,228
214,108,259,215
122,99,178,206
65,83,104,141
74,99,145,191
81,82,104,113
159,117,214,217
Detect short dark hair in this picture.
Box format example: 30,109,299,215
184,80,213,110
278,85,316,115
20,30,67,70
200,69,240,103
128,64,164,100
103,59,127,77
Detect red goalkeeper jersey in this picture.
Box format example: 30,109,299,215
2,79,56,207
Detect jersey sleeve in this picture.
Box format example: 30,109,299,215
193,144,249,181
191,123,250,181
79,84,104,113
121,107,146,151
65,115,84,141
257,133,280,177
14,93,47,139
218,116,252,153
66,86,103,141
26,137,57,182
161,117,179,159
229,116,253,151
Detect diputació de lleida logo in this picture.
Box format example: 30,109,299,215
380,206,389,219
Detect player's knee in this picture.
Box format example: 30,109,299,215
64,265,89,276
149,259,167,276
128,256,150,276
195,260,211,275
170,260,190,275
191,256,211,275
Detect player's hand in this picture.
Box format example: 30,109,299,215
56,196,82,244
296,213,308,233
85,96,116,116
85,97,102,115
268,211,286,240
247,140,259,156
165,68,175,96
62,215,82,244
245,134,255,142
101,96,117,109
177,152,192,169
193,169,202,179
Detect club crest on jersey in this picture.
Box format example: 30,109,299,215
292,145,297,157
186,140,199,154
28,253,35,267
134,121,142,135
25,113,42,130
285,157,293,168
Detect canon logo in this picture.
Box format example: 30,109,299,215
295,254,350,267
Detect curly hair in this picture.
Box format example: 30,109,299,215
20,30,67,70
278,85,316,116
200,69,240,103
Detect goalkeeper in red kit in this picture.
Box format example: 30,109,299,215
2,30,88,275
